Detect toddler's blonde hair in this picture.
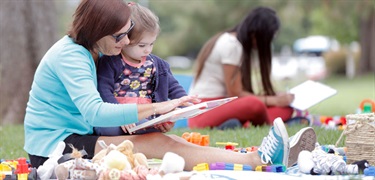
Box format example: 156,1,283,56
128,2,160,45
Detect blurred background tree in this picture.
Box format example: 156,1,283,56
0,0,59,124
0,0,374,124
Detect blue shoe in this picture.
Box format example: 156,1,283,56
288,127,316,167
258,117,289,166
217,118,242,130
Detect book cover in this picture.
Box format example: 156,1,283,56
289,80,337,111
128,97,237,133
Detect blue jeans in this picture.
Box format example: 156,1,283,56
94,119,161,136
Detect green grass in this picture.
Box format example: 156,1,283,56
0,73,373,160
0,124,344,160
307,73,375,116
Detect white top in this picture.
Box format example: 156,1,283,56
190,33,242,98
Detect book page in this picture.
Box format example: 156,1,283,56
128,97,237,133
289,80,337,111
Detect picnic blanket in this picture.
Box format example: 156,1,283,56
165,169,372,180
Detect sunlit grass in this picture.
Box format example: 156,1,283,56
0,124,344,160
1,73,372,160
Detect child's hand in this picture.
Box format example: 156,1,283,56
179,95,201,107
156,95,201,115
154,122,174,133
121,123,136,134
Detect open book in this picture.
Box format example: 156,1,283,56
128,97,237,133
289,80,337,111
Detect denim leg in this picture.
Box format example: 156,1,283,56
94,126,126,136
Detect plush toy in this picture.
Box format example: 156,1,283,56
92,140,149,169
53,140,186,180
93,140,159,180
54,144,102,180
146,152,188,180
37,141,66,180
158,152,185,175
298,146,369,175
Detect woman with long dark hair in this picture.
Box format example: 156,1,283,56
189,7,295,128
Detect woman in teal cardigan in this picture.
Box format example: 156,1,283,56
24,0,299,170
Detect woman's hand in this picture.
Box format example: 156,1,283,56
275,93,295,107
121,123,136,134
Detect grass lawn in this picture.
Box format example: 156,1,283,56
0,124,344,160
0,73,373,160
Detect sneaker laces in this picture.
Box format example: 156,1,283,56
259,129,278,164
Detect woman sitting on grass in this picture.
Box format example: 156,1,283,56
23,0,313,170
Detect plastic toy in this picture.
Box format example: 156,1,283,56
0,158,37,180
0,161,14,176
364,166,375,176
232,146,258,153
255,165,286,172
359,99,375,113
193,163,209,171
15,158,30,180
320,145,347,156
193,162,252,171
181,132,209,146
215,142,238,150
210,162,252,171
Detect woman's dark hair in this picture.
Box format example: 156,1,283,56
194,6,280,96
68,0,131,51
237,6,280,95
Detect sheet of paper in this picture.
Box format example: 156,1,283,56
289,80,337,111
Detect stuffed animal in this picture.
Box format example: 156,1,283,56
37,141,66,180
93,140,162,180
53,140,186,180
53,140,147,180
92,140,149,169
298,146,369,175
158,152,185,175
54,144,101,180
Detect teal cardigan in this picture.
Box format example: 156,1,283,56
24,36,138,157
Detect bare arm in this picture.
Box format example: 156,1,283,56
222,64,294,107
222,64,252,97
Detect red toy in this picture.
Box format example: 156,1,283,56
15,158,30,180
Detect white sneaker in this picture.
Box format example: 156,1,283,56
258,117,289,166
288,127,316,167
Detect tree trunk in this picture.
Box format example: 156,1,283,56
359,8,375,74
0,0,57,125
